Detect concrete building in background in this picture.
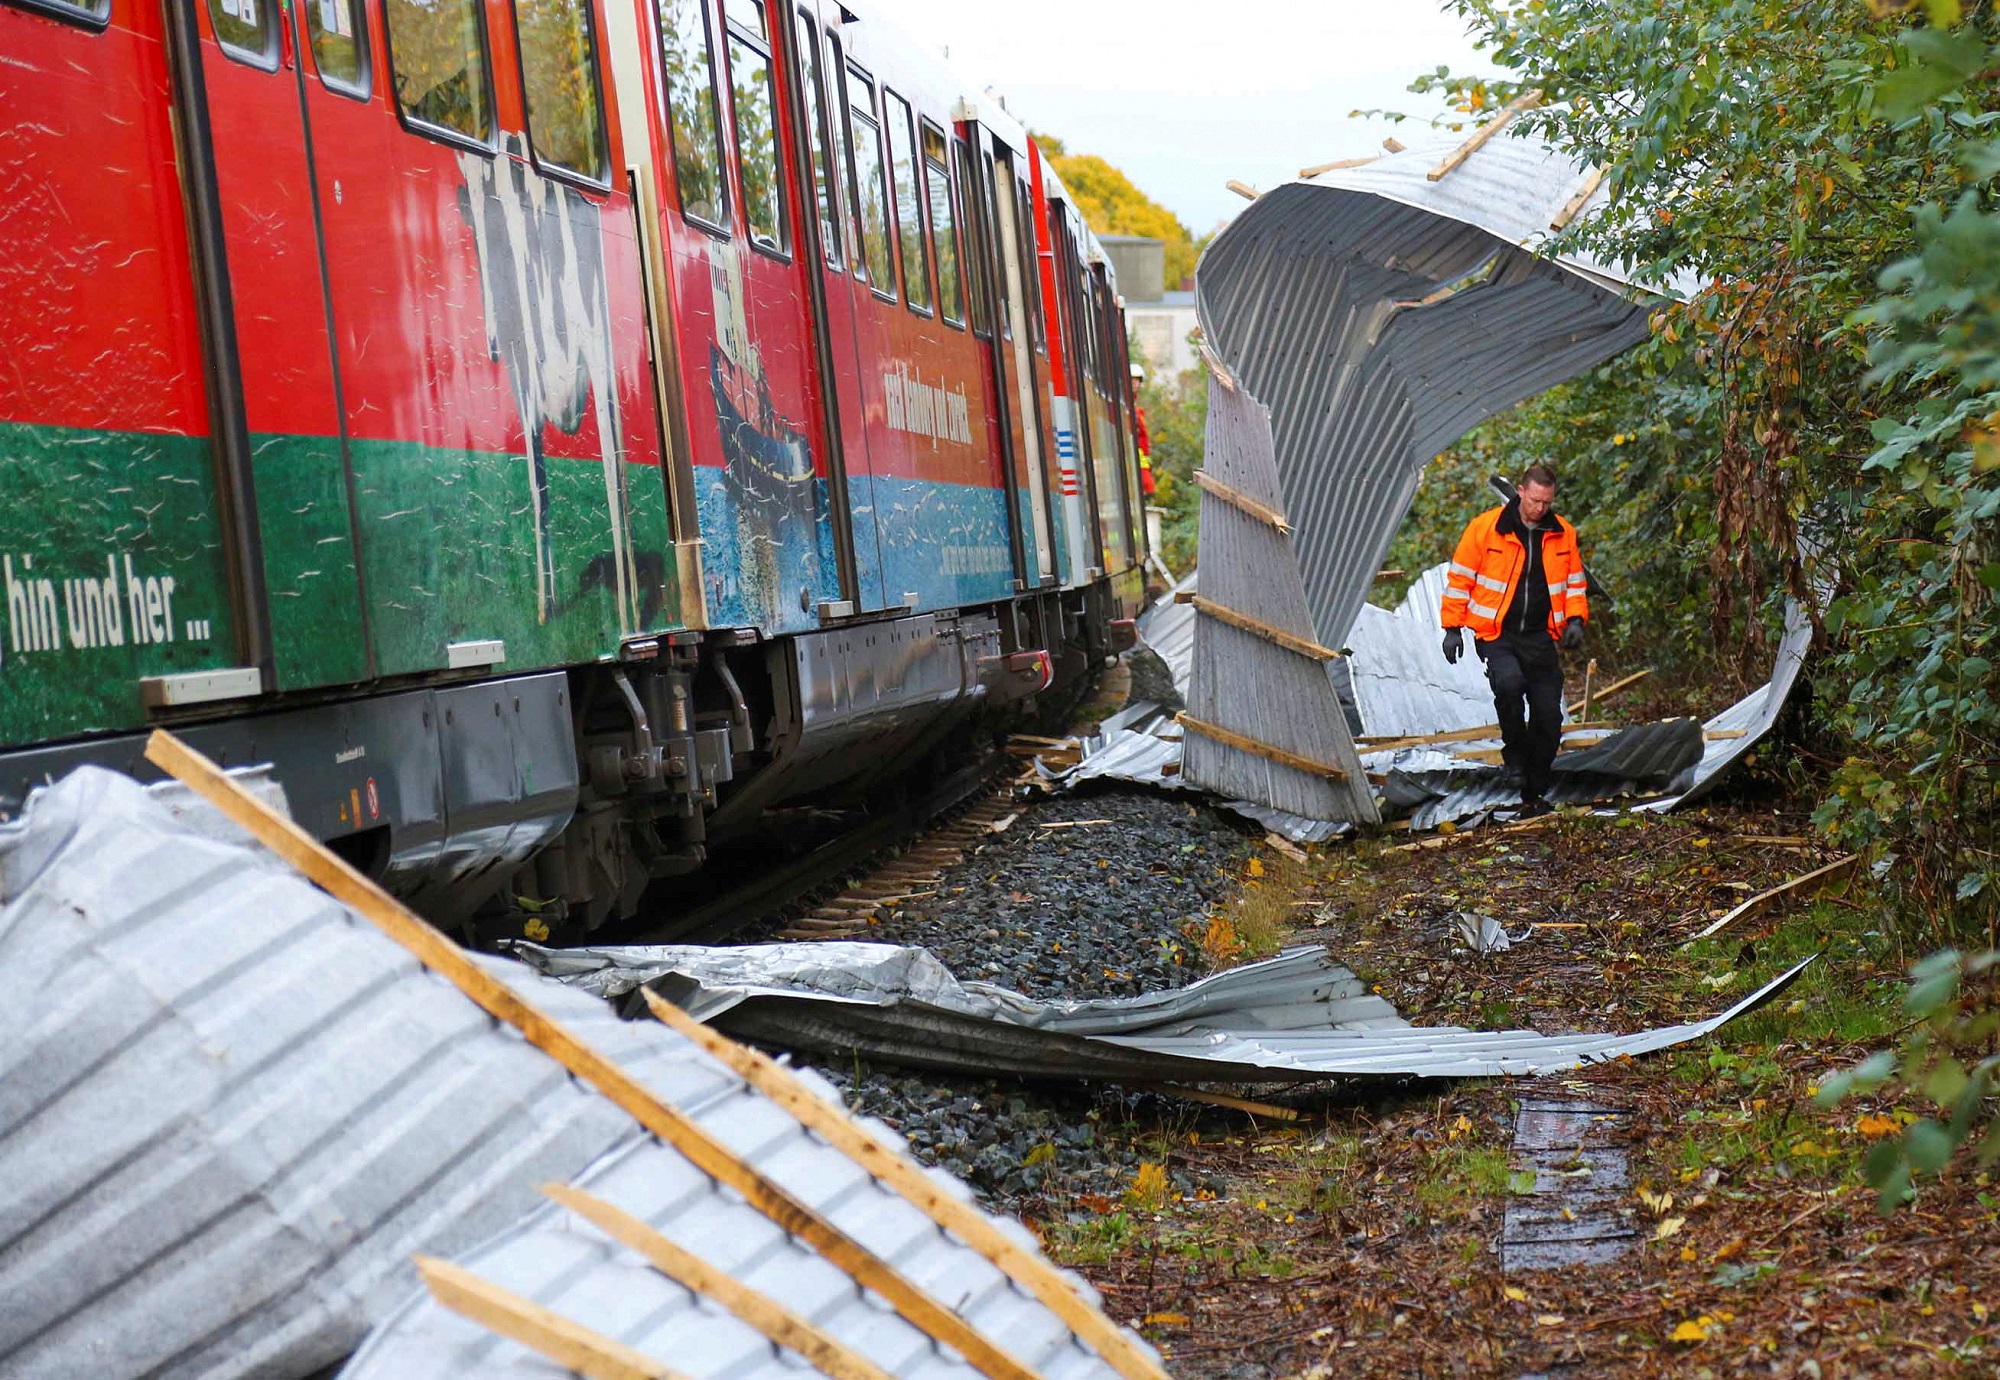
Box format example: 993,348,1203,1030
1102,233,1200,388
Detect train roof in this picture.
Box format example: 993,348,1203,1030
825,0,1121,293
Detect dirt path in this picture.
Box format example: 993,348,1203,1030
1034,804,2000,1376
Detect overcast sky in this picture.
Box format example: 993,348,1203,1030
858,0,1495,235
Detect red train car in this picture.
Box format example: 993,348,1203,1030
0,0,1150,935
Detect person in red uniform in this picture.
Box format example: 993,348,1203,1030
1130,364,1156,497
1438,463,1588,815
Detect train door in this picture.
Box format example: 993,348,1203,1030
170,0,369,691
984,143,1059,587
957,123,1028,591
791,9,885,612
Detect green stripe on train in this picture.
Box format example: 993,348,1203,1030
0,419,677,748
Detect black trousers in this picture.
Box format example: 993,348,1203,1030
1477,633,1564,798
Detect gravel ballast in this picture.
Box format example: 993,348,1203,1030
787,785,1257,1209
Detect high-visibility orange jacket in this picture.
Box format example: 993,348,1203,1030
1441,505,1589,642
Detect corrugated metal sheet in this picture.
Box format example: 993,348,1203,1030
1640,597,1814,813
1182,375,1379,823
0,768,1142,1380
518,942,1813,1084
1136,571,1197,692
1346,563,1504,737
1195,131,1681,659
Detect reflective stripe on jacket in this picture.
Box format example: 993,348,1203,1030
1440,505,1588,642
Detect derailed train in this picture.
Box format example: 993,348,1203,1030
0,0,1151,932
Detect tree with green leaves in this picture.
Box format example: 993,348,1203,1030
1032,131,1201,289
1400,0,2000,1207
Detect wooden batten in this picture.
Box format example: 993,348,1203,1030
1427,89,1544,182
543,1185,896,1380
1177,712,1348,782
1225,179,1260,201
414,1256,684,1380
1189,595,1342,664
1298,154,1379,179
141,730,1048,1380
638,990,1171,1380
1193,469,1292,533
1549,165,1605,232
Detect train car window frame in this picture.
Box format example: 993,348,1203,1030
304,0,371,100
1018,180,1046,356
883,90,930,317
509,0,610,187
981,148,1009,342
721,0,789,258
656,0,733,234
921,120,963,330
3,0,110,32
795,9,843,271
208,0,279,69
843,63,896,302
383,0,497,152
960,136,994,339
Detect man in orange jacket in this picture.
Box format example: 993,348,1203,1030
1439,463,1588,814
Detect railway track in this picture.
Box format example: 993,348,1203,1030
630,751,1025,945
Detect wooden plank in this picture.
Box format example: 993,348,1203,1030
1298,154,1378,178
1138,1085,1301,1122
1428,89,1542,182
1386,813,1560,851
1382,137,1406,153
1356,721,1618,752
1193,470,1292,533
414,1255,684,1380
1226,179,1259,200
1684,854,1860,944
1190,596,1341,663
1549,165,1605,232
1566,667,1650,711
141,730,1045,1380
543,1185,895,1380
1177,712,1347,782
639,990,1172,1380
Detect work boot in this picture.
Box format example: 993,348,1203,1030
1515,796,1553,818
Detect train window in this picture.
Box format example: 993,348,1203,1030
385,0,493,143
657,0,730,229
960,137,992,337
1018,181,1046,355
981,150,1009,341
208,0,275,65
724,0,786,254
845,67,895,298
921,124,963,329
884,93,929,315
6,0,109,29
306,0,369,97
513,0,607,181
794,10,842,269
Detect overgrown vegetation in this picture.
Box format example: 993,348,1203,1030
1382,0,2000,1199
1136,360,1209,575
1032,131,1205,288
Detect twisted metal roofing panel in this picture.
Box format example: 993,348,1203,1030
1195,132,1682,655
518,944,1813,1085
0,768,1142,1380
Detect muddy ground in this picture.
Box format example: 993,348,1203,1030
1028,801,2000,1378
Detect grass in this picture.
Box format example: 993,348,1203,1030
1415,1143,1519,1212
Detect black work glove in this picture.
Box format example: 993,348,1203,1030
1442,627,1464,664
1561,620,1586,651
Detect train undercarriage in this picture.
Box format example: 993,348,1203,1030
0,572,1140,943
